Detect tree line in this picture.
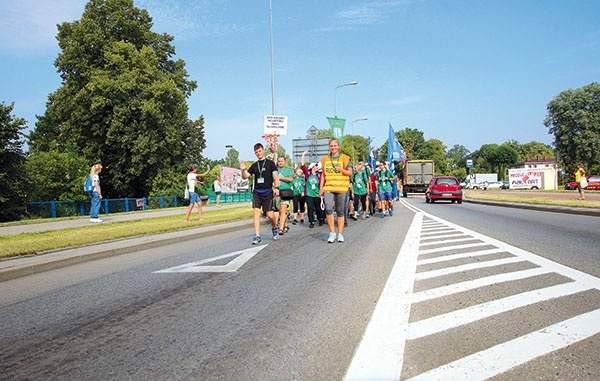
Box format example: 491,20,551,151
1,0,599,222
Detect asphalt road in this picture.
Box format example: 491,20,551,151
1,198,599,380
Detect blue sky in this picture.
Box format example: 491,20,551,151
1,0,599,161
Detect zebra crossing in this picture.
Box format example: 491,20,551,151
346,200,600,380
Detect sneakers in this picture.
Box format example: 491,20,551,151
272,227,279,240
389,210,394,217
293,219,297,225
380,213,385,219
252,236,262,245
337,234,344,243
327,232,337,243
309,222,314,228
89,218,103,223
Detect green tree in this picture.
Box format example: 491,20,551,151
471,144,498,173
0,102,28,221
25,151,90,202
317,128,333,139
514,141,554,162
495,143,519,180
225,147,240,168
544,82,600,174
396,128,427,160
421,139,448,175
29,0,204,198
341,134,369,162
447,144,471,171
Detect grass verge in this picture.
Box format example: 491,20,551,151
0,207,253,259
464,190,600,208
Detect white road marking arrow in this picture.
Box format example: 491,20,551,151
153,245,268,273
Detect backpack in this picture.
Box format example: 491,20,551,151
84,176,94,194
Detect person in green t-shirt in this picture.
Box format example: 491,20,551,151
376,162,394,218
276,156,294,235
302,150,325,228
292,168,306,224
351,161,370,220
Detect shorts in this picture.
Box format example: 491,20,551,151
378,190,393,201
189,192,201,204
274,196,290,210
215,191,222,195
323,191,347,216
253,192,274,214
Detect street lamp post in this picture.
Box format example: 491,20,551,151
334,81,358,118
351,117,368,161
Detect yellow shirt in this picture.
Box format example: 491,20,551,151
320,154,351,193
575,168,585,182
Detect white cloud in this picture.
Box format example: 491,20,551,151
389,95,423,106
334,0,415,27
0,0,86,56
136,0,245,40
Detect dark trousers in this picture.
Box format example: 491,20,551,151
368,191,377,214
292,195,306,214
354,193,367,213
305,196,324,223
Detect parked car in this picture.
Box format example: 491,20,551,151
486,181,504,189
564,181,579,190
500,181,509,189
425,176,463,204
586,175,600,190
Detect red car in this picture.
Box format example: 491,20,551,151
586,175,600,190
425,176,463,204
565,175,600,190
564,181,579,190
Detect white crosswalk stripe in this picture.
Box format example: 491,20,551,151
346,199,600,380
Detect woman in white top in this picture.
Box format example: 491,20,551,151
185,163,210,221
213,175,222,206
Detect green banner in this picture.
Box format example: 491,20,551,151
327,117,346,146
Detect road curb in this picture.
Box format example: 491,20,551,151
463,198,600,217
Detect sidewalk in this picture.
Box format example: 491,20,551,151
0,202,253,282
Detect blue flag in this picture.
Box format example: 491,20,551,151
368,136,376,170
387,123,403,174
388,123,403,199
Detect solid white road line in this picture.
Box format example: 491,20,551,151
344,212,423,381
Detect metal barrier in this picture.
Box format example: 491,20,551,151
26,192,252,219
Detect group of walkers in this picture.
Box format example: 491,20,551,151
86,138,398,242
240,139,398,245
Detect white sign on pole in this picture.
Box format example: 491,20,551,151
264,115,288,136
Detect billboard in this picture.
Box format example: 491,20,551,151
508,167,556,190
220,166,248,193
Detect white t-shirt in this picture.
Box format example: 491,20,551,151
187,172,197,192
92,173,100,192
213,180,222,192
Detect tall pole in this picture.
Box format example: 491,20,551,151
334,81,358,118
351,117,368,161
269,0,276,115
